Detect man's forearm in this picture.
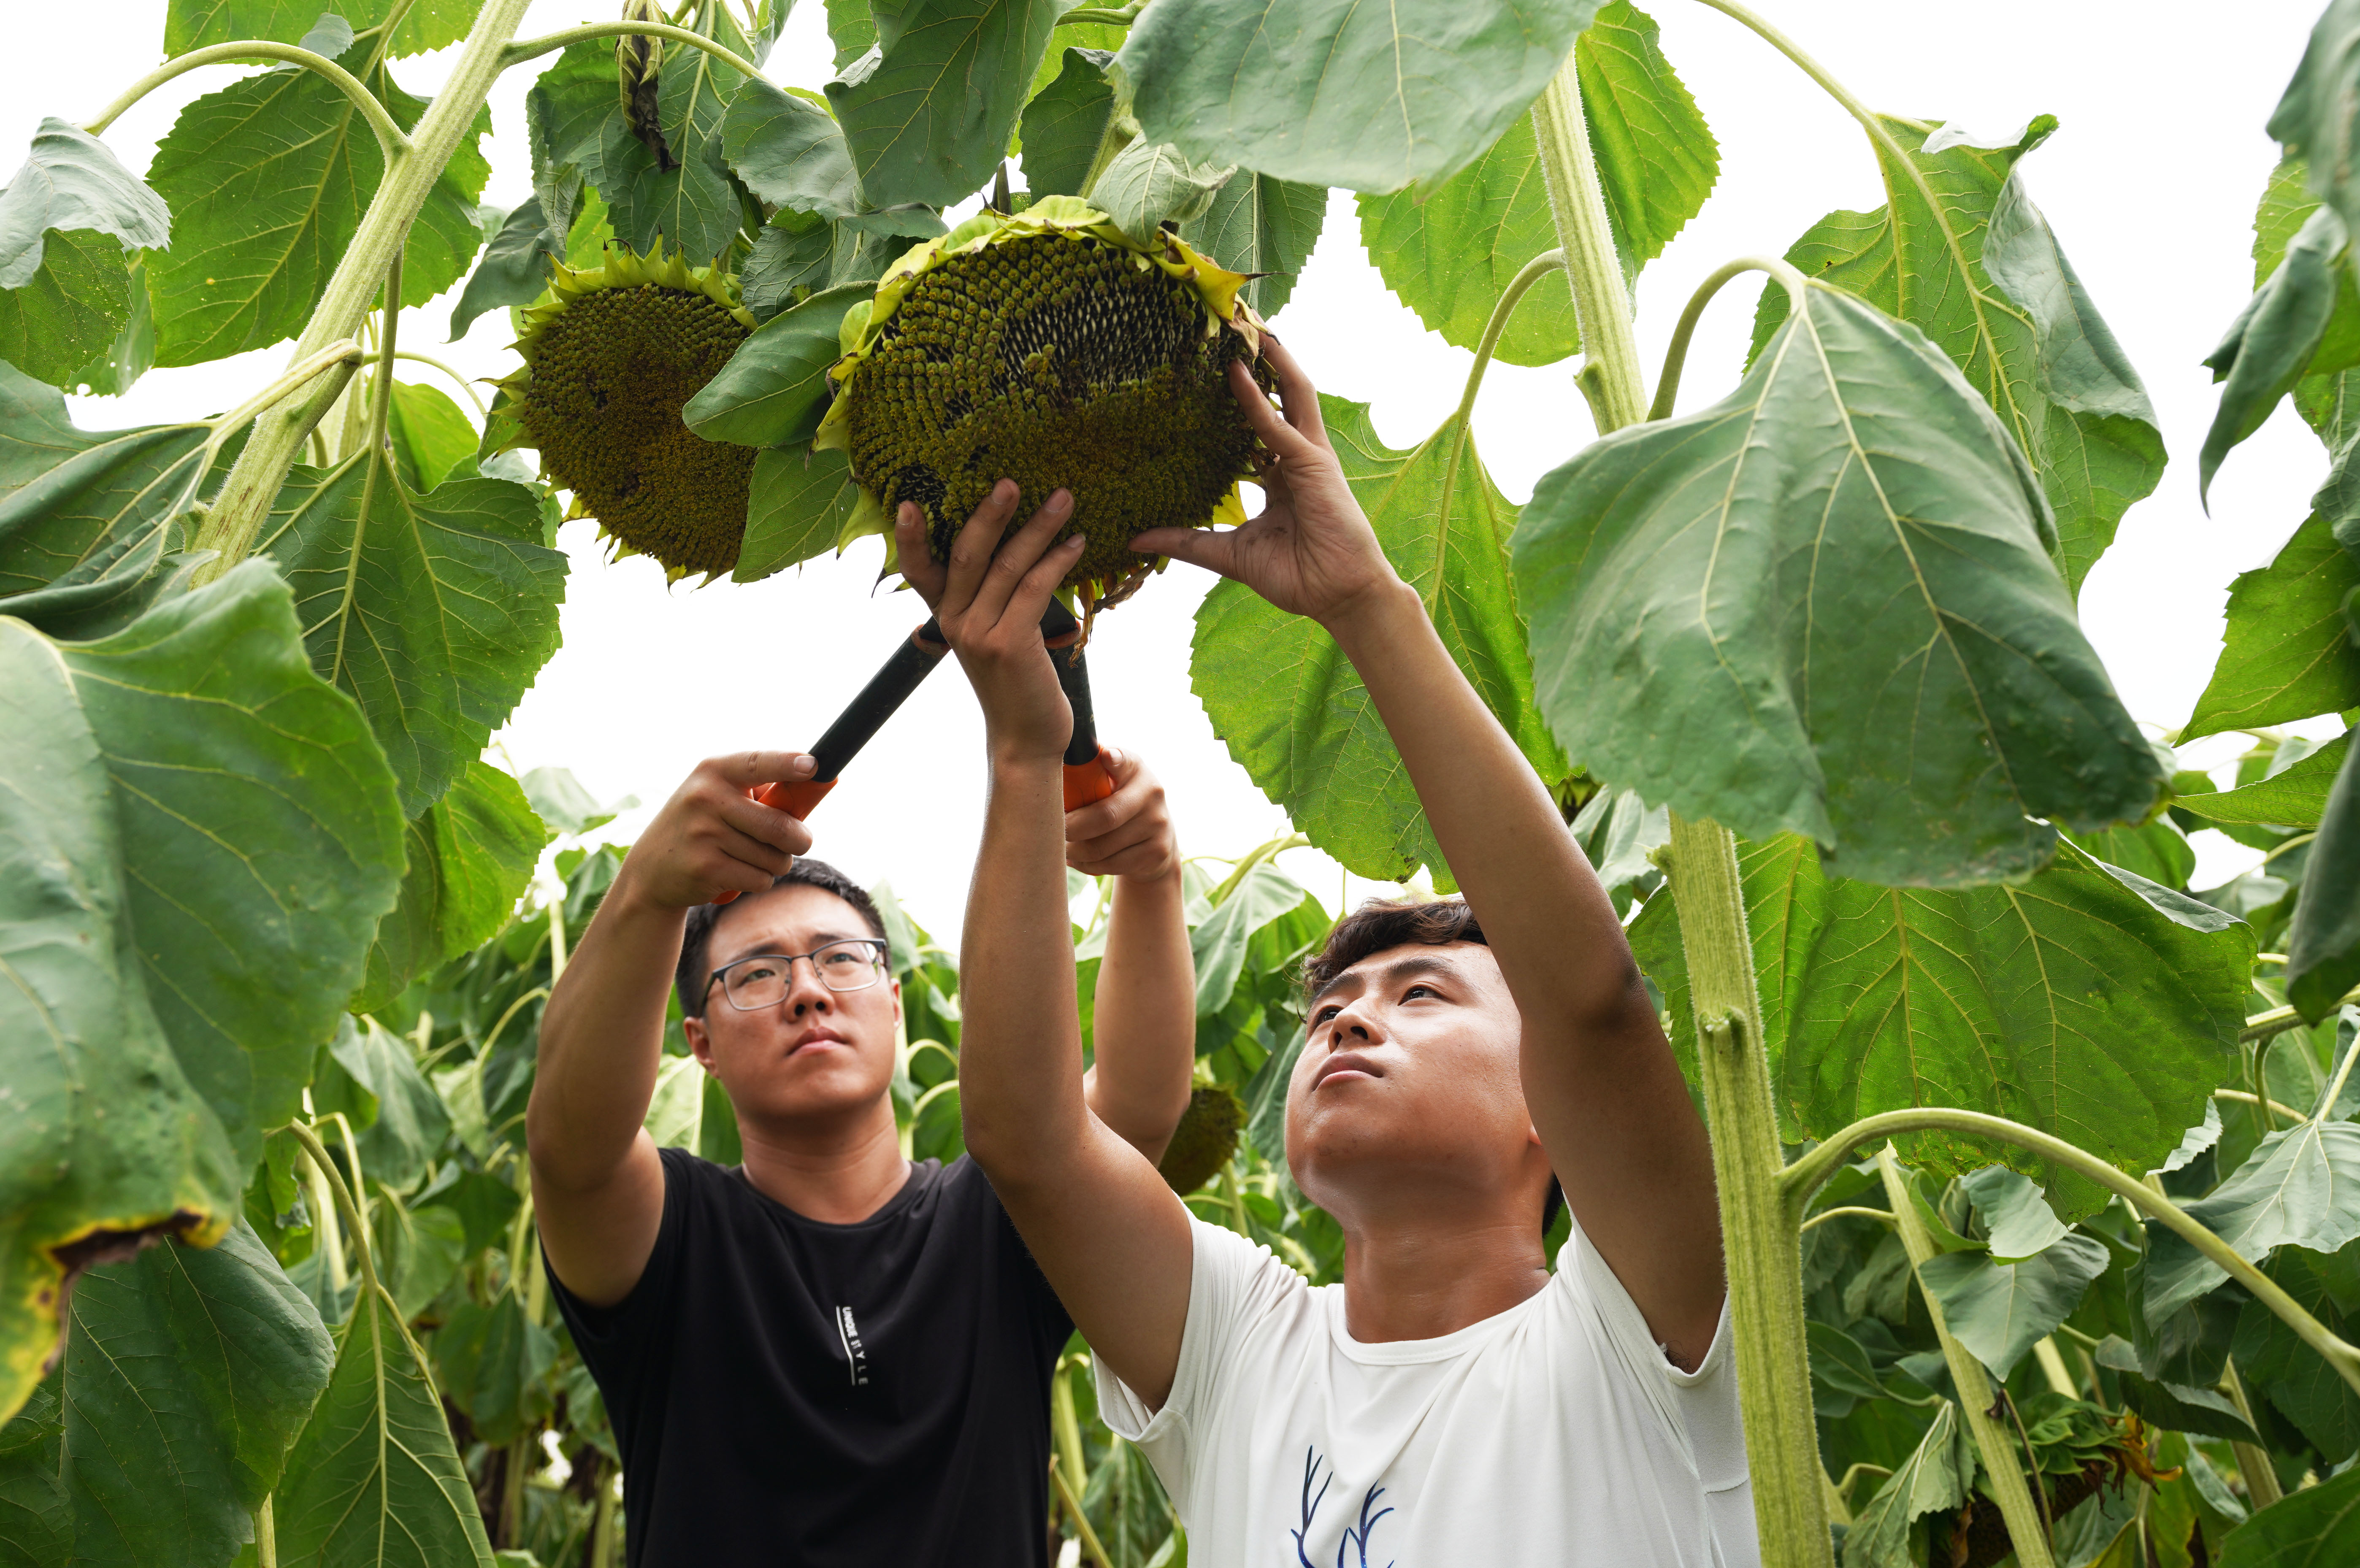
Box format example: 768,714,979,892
1085,869,1195,1160
1325,581,1634,1021
960,757,1093,1183
527,871,680,1190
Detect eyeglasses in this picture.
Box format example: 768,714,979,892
704,939,889,1011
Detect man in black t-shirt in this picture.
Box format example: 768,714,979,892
528,740,1195,1567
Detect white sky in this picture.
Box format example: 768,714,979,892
12,0,2335,940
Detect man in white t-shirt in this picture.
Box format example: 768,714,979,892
906,338,1756,1567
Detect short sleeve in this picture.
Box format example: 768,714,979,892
1095,1217,1303,1505
544,1146,699,1400
1563,1213,1746,1489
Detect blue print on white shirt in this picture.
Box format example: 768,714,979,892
1291,1446,1394,1568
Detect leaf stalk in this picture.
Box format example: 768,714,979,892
500,21,770,84
1779,1107,2360,1397
390,350,489,419
1876,1147,2056,1568
83,41,409,160
1650,256,1807,422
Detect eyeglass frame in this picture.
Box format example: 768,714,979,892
702,938,891,1010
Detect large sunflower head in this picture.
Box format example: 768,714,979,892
814,196,1270,612
488,244,759,582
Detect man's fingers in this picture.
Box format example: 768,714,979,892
717,791,813,856
717,821,798,877
1228,359,1320,463
940,479,1023,613
896,502,946,606
964,489,1073,627
713,750,818,789
1260,337,1328,448
1068,816,1164,868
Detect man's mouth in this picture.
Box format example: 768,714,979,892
788,1027,849,1056
1310,1051,1383,1090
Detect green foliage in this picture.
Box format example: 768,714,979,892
1194,393,1564,883
165,0,474,59
359,762,550,1015
1523,279,2161,889
2183,511,2360,742
0,121,171,387
2202,207,2360,495
1092,141,1233,245
825,0,1066,210
1357,2,1713,367
145,37,491,366
735,444,862,581
384,381,481,493
58,1224,333,1568
2179,735,2349,832
1842,1399,1974,1568
684,281,871,447
1179,169,1326,317
723,79,861,219
2218,1460,2360,1565
2289,742,2360,1019
2268,0,2360,249
256,453,567,817
275,1276,494,1568
1118,0,1605,194
0,363,214,632
1633,836,2253,1211
1018,48,1118,201
1748,117,2163,597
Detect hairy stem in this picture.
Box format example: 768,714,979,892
1526,56,1647,430
1877,1148,2055,1568
83,41,406,157
1781,1108,2360,1397
500,20,769,83
1666,817,1832,1568
192,0,536,584
1650,256,1806,422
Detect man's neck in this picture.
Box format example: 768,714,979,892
1338,1206,1551,1344
736,1099,911,1225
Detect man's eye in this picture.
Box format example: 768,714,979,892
1404,984,1437,1000
743,962,782,981
1315,1006,1340,1024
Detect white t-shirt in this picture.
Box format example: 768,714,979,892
1098,1217,1757,1568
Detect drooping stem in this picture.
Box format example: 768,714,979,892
84,41,407,157
287,1120,382,1307
499,20,769,82
1453,249,1567,429
1876,1148,2056,1568
1649,257,1805,422
192,0,537,584
1526,56,1647,432
1781,1107,2360,1396
1664,816,1832,1568
390,349,488,418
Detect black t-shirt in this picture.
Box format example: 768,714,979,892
548,1147,1074,1567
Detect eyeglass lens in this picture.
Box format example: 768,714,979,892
721,942,882,1009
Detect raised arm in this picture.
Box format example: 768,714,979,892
1136,344,1724,1366
527,752,815,1307
1069,748,1196,1165
899,487,1195,1407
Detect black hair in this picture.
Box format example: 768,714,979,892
1302,895,1563,1236
674,859,890,1019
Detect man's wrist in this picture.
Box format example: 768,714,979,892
1320,575,1424,652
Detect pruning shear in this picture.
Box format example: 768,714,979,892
712,604,1115,904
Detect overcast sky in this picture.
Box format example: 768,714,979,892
12,0,2333,939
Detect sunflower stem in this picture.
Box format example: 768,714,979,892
191,0,536,584
500,20,770,83
83,41,408,157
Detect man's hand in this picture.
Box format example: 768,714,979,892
1066,746,1177,881
895,479,1085,765
1131,338,1401,627
623,751,817,908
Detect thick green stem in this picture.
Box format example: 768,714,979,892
1781,1107,2360,1397
500,20,769,83
589,1467,620,1568
1050,1458,1115,1568
1876,1149,2055,1568
1526,57,1647,432
192,0,536,584
256,1495,276,1568
1665,814,1832,1568
84,41,406,156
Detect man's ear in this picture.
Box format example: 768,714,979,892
891,976,903,1027
685,1014,715,1070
